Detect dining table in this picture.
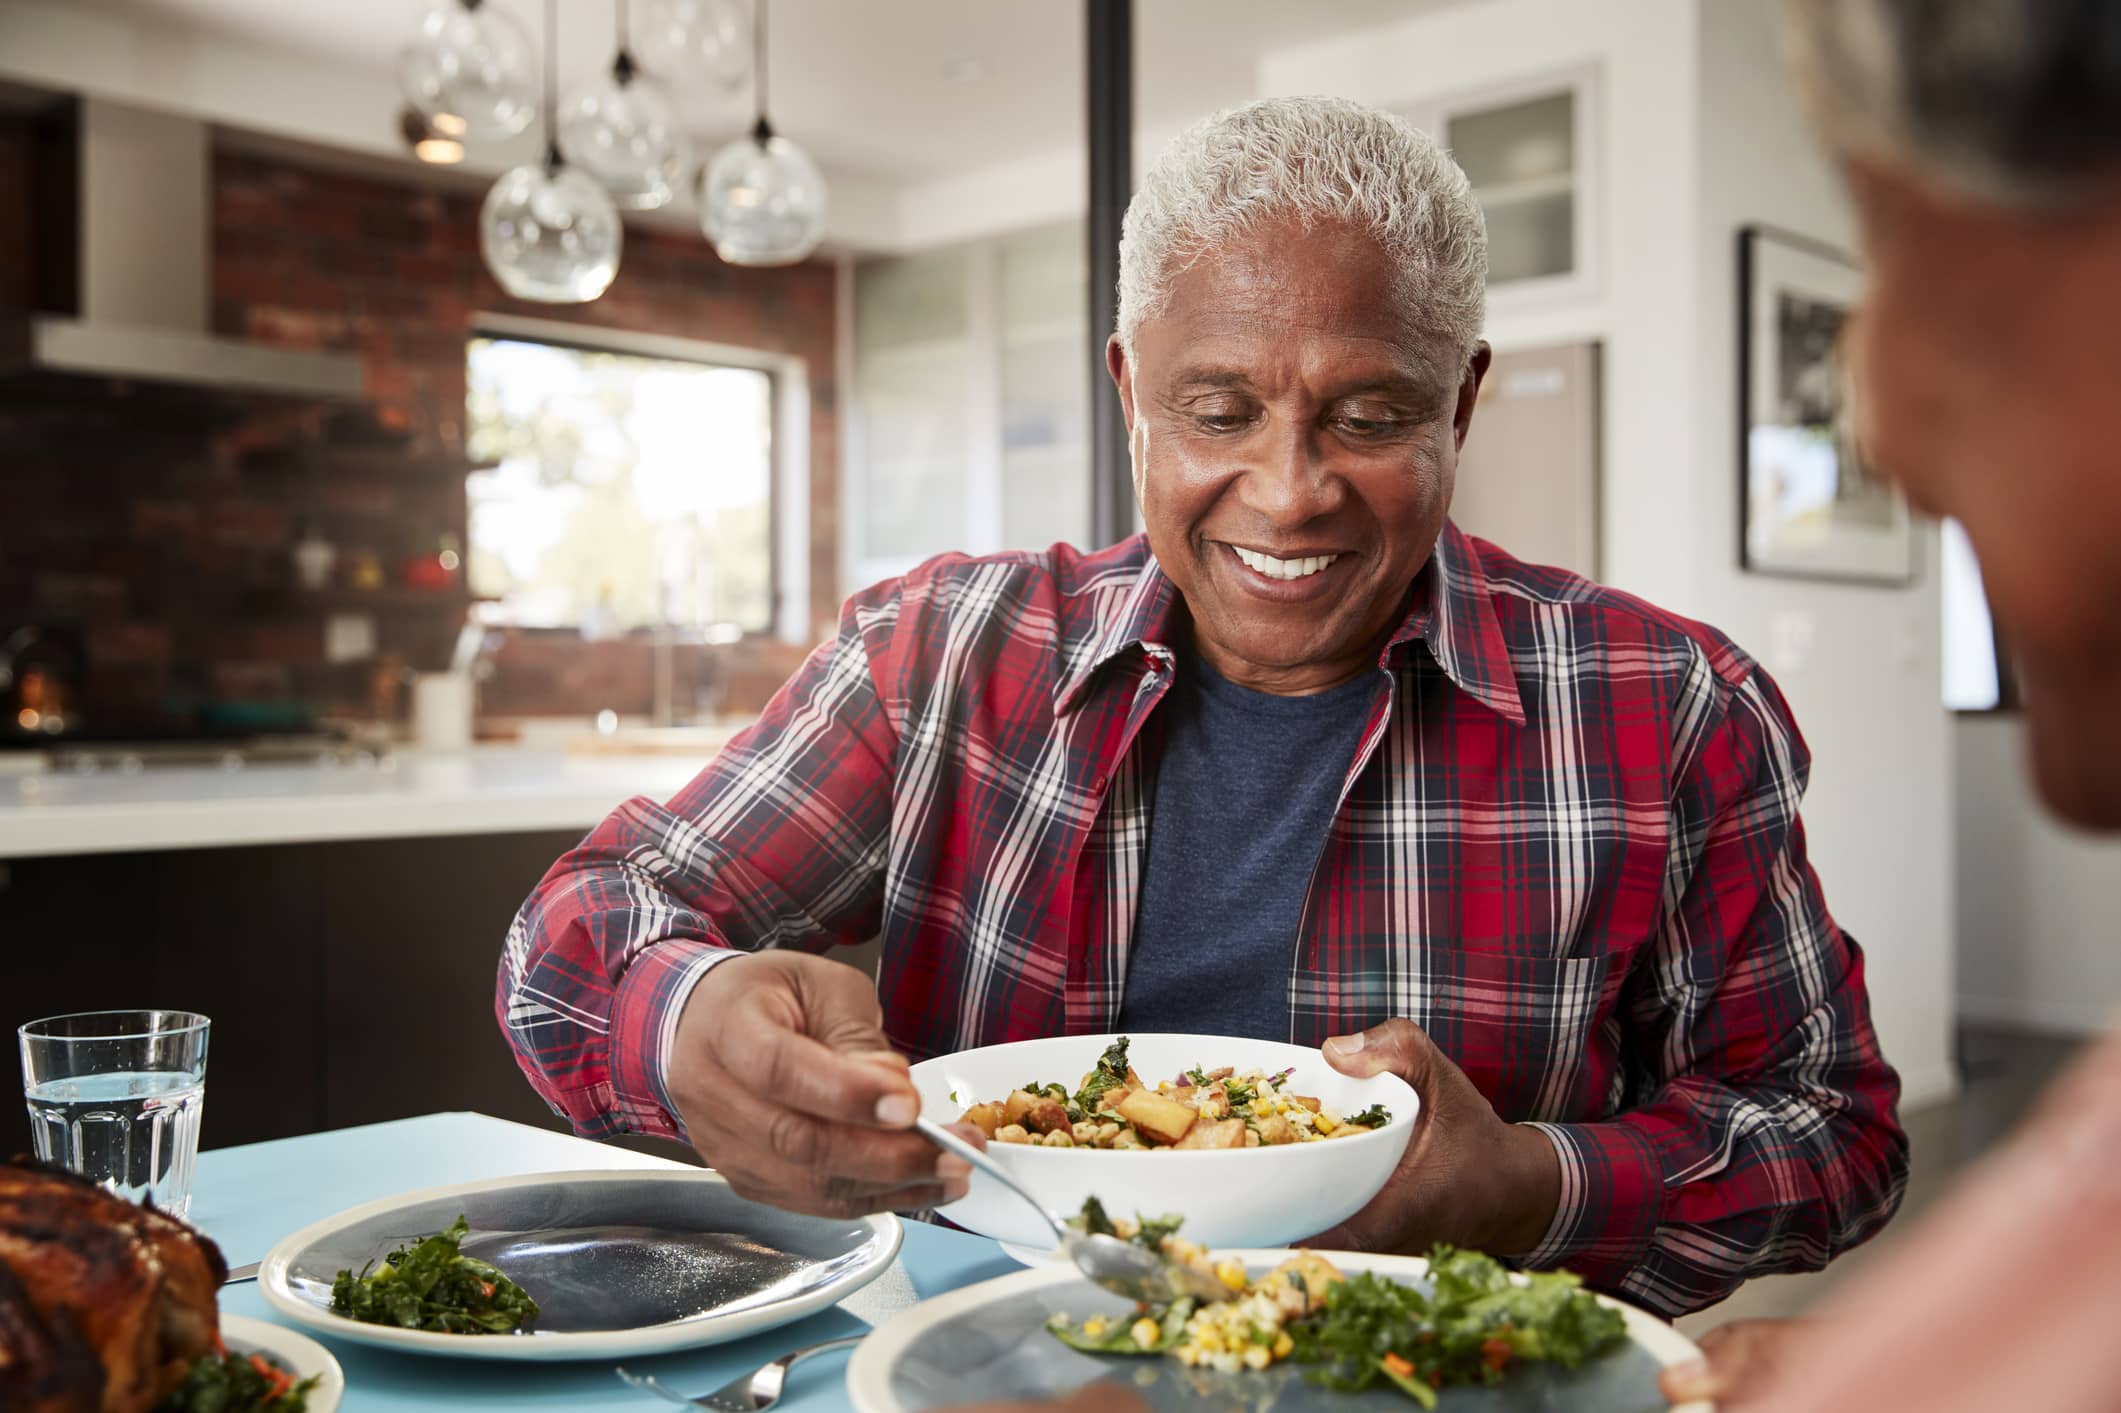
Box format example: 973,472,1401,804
195,1110,1025,1412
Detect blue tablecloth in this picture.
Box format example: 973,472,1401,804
195,1112,1020,1411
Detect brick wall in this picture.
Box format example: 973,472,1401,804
0,140,838,735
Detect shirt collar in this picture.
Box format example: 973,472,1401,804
1054,521,1526,726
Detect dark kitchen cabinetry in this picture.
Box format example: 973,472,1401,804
0,831,602,1161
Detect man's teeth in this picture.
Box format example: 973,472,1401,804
1230,545,1339,580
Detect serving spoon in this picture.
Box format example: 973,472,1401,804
913,1115,1231,1306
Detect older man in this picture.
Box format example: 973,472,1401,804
1660,3,2121,1407
497,97,1904,1317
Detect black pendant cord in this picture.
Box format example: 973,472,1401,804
542,0,562,170
753,0,772,145
614,0,636,83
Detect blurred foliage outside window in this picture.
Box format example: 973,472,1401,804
466,335,775,635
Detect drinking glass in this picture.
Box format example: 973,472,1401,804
19,1010,211,1219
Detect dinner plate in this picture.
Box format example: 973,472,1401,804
846,1249,1713,1413
219,1314,345,1413
259,1168,901,1361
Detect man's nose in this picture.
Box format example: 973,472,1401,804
1235,421,1345,526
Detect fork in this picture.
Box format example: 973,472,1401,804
615,1335,865,1411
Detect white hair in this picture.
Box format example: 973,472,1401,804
1117,96,1488,400
1785,0,2121,206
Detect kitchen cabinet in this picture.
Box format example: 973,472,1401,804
0,832,590,1160
1401,67,1601,307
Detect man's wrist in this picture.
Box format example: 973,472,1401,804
1488,1122,1562,1256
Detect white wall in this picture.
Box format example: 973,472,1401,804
1263,0,1957,1108
1957,716,2121,1033
1690,0,1955,1107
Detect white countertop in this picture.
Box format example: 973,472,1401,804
0,747,708,859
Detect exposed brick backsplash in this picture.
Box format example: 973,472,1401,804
0,135,840,737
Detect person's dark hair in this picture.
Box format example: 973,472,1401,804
1785,0,2121,204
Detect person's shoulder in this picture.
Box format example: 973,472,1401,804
857,537,1150,644
1463,534,1760,695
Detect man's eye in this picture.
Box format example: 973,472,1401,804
1194,413,1250,434
1334,415,1400,437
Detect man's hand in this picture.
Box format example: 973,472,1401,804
1302,1018,1560,1256
1659,1320,1812,1407
665,951,972,1218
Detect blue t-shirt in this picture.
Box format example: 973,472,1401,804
1116,650,1382,1041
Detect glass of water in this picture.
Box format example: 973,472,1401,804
19,1010,210,1219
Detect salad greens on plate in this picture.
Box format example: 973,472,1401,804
328,1214,540,1334
1046,1202,1626,1407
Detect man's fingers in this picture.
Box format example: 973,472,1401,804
723,999,920,1128
1322,1017,1431,1083
695,1078,951,1195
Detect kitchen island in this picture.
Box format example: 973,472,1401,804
0,747,704,859
0,744,729,1164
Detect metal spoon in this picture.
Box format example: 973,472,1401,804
914,1115,1230,1306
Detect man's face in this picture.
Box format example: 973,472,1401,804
1844,162,2121,828
1108,219,1487,695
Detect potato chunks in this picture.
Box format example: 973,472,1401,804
1116,1088,1198,1145
1252,1113,1296,1146
962,1102,1005,1137
1000,1089,1071,1135
1173,1118,1246,1150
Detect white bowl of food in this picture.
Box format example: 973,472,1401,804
910,1033,1417,1251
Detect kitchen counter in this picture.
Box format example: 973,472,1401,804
0,747,708,859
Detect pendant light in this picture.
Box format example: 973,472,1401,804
398,0,537,141
700,0,827,266
559,0,693,210
636,0,751,96
480,0,623,303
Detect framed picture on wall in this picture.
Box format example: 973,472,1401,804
1737,225,1914,583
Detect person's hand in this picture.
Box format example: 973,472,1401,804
665,951,973,1217
1301,1018,1560,1256
1658,1319,1813,1407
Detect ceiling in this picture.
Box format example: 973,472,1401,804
88,0,1465,183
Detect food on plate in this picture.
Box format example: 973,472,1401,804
1048,1203,1625,1407
158,1344,319,1412
957,1037,1391,1150
328,1215,538,1334
0,1157,227,1413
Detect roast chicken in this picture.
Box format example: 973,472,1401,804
0,1159,225,1413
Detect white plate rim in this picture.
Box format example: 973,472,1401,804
845,1248,1713,1413
258,1167,902,1362
219,1313,345,1413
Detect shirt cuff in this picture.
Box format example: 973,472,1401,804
609,940,742,1140
1518,1120,1666,1279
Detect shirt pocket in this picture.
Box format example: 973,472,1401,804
1410,948,1619,1125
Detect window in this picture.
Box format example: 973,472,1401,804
465,332,777,636
1942,517,2018,712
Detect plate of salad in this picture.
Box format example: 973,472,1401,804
258,1169,900,1361
846,1207,1710,1412
159,1315,342,1413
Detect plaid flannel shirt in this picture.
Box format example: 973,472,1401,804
497,523,1907,1317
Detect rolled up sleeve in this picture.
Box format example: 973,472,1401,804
493,585,905,1141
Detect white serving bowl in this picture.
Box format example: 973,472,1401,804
910,1032,1417,1251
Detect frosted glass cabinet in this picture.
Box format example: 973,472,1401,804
848,221,1092,589
1404,68,1599,303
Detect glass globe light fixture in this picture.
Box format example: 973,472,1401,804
701,120,827,266
398,0,537,141
636,0,751,94
559,52,693,210
482,147,624,303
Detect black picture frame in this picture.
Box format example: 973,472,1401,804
1736,224,1916,585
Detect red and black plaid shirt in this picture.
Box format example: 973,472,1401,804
498,523,1906,1316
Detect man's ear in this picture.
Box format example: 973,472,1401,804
1106,335,1137,431
1451,342,1493,452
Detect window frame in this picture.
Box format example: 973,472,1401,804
469,312,813,646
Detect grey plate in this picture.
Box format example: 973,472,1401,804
847,1251,1711,1413
259,1168,901,1361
